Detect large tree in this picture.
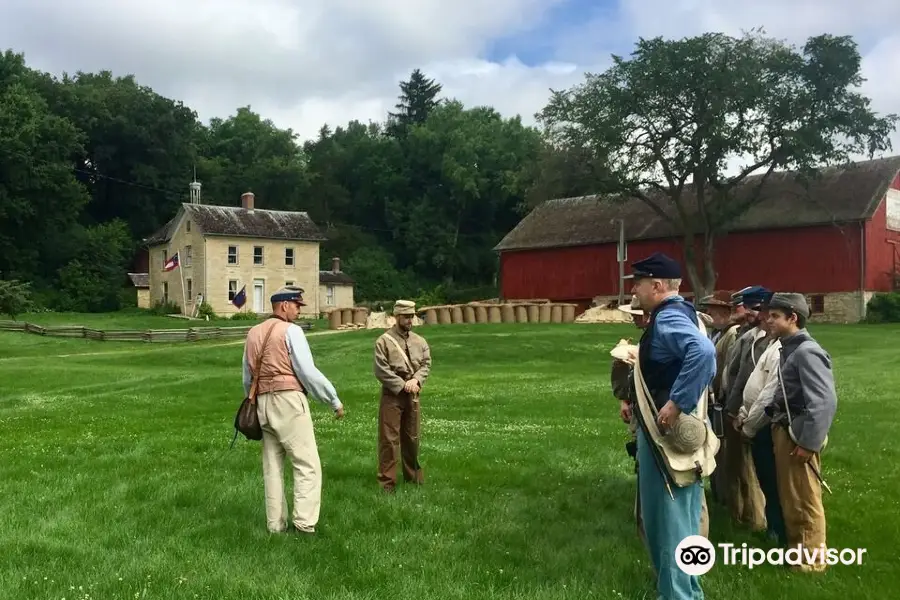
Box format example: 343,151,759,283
387,68,443,137
395,100,543,283
0,51,89,286
536,30,899,296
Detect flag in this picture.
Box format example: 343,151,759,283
163,252,179,271
232,285,247,308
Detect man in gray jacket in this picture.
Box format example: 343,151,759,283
764,292,837,572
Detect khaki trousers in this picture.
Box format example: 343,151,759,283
377,390,423,490
257,390,321,533
772,424,828,572
723,415,767,531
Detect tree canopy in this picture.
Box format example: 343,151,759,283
536,30,899,295
0,57,542,310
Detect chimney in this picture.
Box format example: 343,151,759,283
241,191,255,211
332,257,340,273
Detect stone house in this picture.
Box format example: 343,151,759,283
140,185,349,317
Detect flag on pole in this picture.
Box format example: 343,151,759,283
163,252,180,271
232,285,247,308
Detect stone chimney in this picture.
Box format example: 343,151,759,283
241,191,255,210
332,257,340,273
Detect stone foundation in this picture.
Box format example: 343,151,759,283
806,291,871,324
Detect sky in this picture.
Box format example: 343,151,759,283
3,0,899,154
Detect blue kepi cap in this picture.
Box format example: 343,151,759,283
626,252,682,279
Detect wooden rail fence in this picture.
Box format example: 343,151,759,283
0,320,313,343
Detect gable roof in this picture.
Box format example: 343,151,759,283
144,203,327,246
319,270,355,285
494,155,900,252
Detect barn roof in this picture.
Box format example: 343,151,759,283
494,155,900,252
144,203,327,246
319,270,355,285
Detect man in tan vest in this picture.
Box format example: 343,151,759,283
374,300,432,493
242,285,344,534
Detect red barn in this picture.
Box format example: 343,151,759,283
494,156,900,323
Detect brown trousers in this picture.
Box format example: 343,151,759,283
723,415,767,530
377,390,423,490
772,424,828,571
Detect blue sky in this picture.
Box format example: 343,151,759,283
484,0,624,66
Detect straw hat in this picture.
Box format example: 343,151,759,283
667,414,708,453
617,295,644,316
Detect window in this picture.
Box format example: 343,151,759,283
228,246,238,265
285,280,294,286
163,282,169,303
186,278,193,300
228,280,238,301
809,294,825,314
254,246,264,265
160,250,166,270
326,285,335,306
285,247,294,266
184,245,192,267
186,220,191,232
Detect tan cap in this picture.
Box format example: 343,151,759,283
393,299,416,316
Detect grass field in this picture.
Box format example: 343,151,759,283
4,309,329,334
1,317,898,600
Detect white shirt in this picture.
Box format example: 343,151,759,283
738,338,781,438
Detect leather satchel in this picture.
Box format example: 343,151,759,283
230,320,277,448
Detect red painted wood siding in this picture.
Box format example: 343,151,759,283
500,224,862,300
864,174,900,291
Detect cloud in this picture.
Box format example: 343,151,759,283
1,0,897,159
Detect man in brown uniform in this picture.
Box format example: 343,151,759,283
698,290,739,507
242,286,344,534
374,300,432,493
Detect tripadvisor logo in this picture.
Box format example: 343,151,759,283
675,535,867,574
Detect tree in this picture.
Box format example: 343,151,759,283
197,106,308,209
0,279,35,320
47,70,203,239
0,53,90,286
56,220,135,312
536,30,899,296
396,101,543,283
387,68,443,137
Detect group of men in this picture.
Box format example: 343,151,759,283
241,286,431,535
610,252,838,600
236,260,838,598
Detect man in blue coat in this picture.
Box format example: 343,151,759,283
629,252,717,600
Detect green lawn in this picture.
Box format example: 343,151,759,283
4,309,328,333
1,319,897,600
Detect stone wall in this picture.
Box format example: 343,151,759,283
806,291,867,324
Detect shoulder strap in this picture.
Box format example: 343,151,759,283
249,319,280,402
383,332,415,373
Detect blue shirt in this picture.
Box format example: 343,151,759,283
649,296,717,413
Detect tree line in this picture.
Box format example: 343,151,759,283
1,29,896,314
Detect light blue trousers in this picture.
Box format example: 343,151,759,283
637,427,705,600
